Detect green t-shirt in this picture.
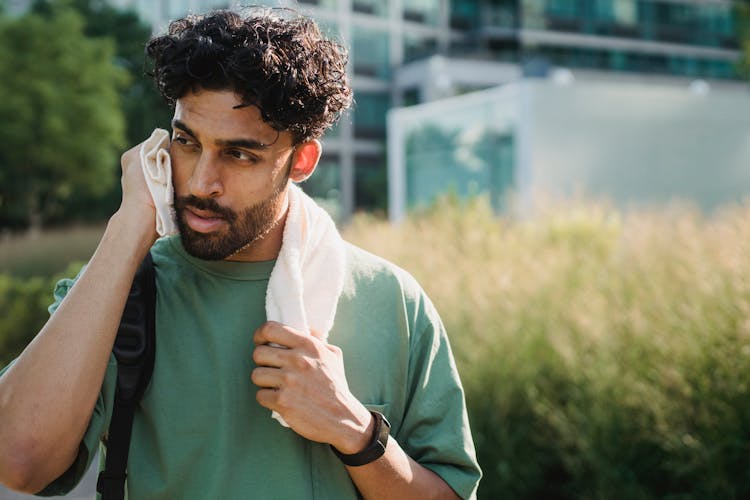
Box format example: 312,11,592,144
14,235,480,499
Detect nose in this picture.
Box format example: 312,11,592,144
189,153,223,198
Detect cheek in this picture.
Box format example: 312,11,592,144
169,153,192,194
229,166,276,193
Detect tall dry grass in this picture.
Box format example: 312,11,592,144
345,196,750,499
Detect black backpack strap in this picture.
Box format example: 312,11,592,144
97,252,156,500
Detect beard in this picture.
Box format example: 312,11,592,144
174,180,287,261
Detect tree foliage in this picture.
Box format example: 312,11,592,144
0,1,172,230
0,6,127,230
29,0,173,225
43,0,173,145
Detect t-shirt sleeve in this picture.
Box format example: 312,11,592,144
397,299,482,499
0,272,117,496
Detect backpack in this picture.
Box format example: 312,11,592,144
96,252,156,500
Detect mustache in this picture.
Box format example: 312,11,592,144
173,195,237,222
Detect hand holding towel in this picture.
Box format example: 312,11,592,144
140,128,178,236
266,183,346,426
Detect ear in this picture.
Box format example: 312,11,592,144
289,140,321,183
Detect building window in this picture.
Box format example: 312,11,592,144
352,26,390,79
402,88,420,107
405,123,516,212
298,0,338,7
404,34,438,63
592,0,638,37
402,0,440,26
451,0,479,30
351,0,388,18
354,92,390,138
354,156,387,212
546,0,582,31
653,2,690,43
480,0,517,29
693,4,736,48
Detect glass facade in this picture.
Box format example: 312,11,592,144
405,125,515,211
528,46,736,79
492,0,741,79
518,0,736,50
398,89,519,212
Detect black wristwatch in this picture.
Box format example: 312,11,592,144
331,411,391,467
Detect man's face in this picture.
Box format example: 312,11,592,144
169,89,295,261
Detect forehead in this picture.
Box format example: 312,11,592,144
173,89,290,148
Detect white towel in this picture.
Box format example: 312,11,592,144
140,128,178,237
267,183,346,426
140,129,346,427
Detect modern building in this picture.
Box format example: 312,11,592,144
105,0,744,218
388,77,750,221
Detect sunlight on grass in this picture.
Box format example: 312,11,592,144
345,196,750,499
0,224,103,278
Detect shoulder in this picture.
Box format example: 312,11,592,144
341,242,423,300
339,242,441,338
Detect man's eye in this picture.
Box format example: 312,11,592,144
229,150,256,162
172,136,190,145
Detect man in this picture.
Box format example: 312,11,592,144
0,9,481,499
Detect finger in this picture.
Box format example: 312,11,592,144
255,387,279,411
250,366,284,389
253,321,311,349
252,344,290,368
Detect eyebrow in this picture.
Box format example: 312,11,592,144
171,119,271,150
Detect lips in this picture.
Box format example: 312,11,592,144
183,206,227,233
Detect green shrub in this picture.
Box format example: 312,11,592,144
0,274,50,366
0,261,84,366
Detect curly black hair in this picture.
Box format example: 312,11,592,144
146,9,352,143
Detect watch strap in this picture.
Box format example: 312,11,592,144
331,410,390,467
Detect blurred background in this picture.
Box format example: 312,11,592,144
2,0,750,498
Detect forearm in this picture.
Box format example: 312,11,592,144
346,438,459,500
0,211,154,492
